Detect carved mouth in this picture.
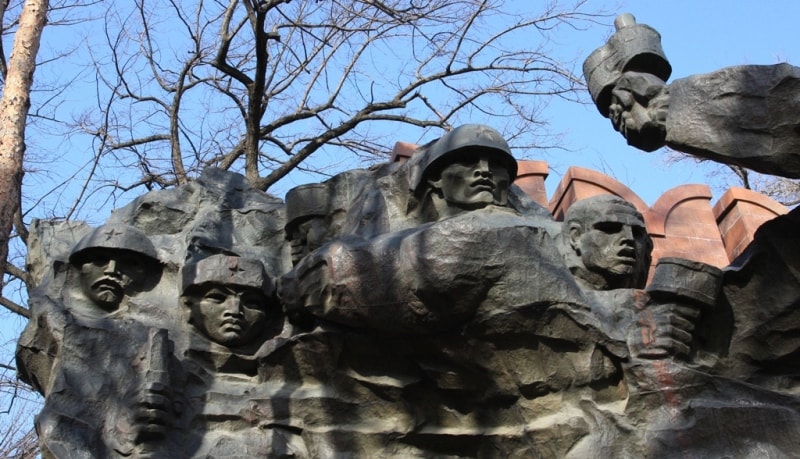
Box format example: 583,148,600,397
616,247,637,264
220,319,244,332
471,179,495,192
92,278,123,293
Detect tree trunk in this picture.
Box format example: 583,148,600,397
0,0,48,296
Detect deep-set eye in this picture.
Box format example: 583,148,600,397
455,151,482,165
594,222,622,233
90,255,110,267
202,289,228,303
240,293,265,311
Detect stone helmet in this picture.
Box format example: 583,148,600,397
69,223,160,266
284,183,331,236
409,124,517,192
180,254,275,298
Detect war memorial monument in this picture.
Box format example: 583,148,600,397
15,14,800,458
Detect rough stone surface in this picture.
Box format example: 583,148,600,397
584,14,800,178
16,128,800,456
666,64,800,177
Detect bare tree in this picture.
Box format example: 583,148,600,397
0,361,38,458
750,176,800,207
0,1,613,451
0,0,48,300
74,0,608,197
0,2,111,454
0,0,615,324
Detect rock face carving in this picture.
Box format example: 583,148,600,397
15,26,800,456
562,194,652,292
181,254,276,348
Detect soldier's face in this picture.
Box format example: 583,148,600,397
577,209,650,286
79,250,148,310
187,285,267,347
430,152,510,210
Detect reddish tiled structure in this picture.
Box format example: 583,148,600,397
548,166,648,221
644,185,730,271
514,160,549,207
390,141,419,163
713,187,789,261
389,142,789,270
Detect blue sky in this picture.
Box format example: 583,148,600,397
540,1,800,205
22,1,800,213
4,0,794,327
1,0,798,432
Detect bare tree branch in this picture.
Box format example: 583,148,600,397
0,294,28,318
0,0,10,81
77,0,609,194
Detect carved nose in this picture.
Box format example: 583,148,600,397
474,158,492,176
104,259,120,275
619,225,634,243
222,296,243,316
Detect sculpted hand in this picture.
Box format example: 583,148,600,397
608,71,669,152
133,382,173,442
629,291,700,360
278,249,333,325
277,271,307,326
